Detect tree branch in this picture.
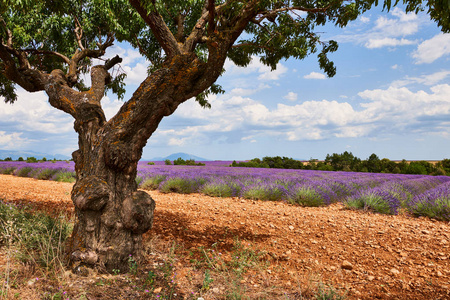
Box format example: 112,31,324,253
105,55,122,70
46,64,110,121
207,0,216,34
67,34,115,84
183,2,229,52
23,48,71,65
175,13,185,42
183,7,209,52
128,0,180,57
0,43,46,92
73,15,85,50
0,17,13,47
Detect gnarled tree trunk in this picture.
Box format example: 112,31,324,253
44,52,226,272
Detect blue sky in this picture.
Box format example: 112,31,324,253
1,6,449,161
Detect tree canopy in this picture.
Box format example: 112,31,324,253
2,0,448,107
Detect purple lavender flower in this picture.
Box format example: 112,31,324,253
408,181,450,221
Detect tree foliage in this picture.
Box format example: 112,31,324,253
232,153,448,176
2,0,448,106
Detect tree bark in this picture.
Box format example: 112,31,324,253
42,51,227,273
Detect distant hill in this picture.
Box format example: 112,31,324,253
0,149,71,161
149,152,210,161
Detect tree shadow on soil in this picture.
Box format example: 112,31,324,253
149,210,271,252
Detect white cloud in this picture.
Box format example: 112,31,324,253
123,62,149,85
102,96,124,120
230,83,270,96
283,92,298,101
373,9,419,36
334,8,423,49
168,137,187,146
391,64,398,70
304,72,326,80
88,46,149,86
365,38,416,49
360,16,370,23
0,90,73,134
258,64,288,80
391,70,450,87
151,78,450,146
104,46,143,67
358,84,450,128
412,33,450,64
0,131,28,149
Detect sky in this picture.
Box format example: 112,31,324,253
1,5,449,161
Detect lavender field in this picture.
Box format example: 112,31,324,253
1,160,449,221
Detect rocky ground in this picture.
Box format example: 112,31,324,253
1,174,449,299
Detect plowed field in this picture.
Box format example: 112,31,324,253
1,174,449,299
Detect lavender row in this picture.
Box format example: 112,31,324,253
0,161,76,182
136,162,450,219
1,161,449,220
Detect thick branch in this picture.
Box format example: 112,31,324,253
0,43,46,92
46,65,109,126
128,0,180,57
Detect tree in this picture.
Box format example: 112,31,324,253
325,151,360,171
365,153,381,173
1,0,448,273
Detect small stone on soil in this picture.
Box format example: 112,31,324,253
342,260,353,270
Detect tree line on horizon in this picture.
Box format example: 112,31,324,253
231,152,450,176
0,156,68,163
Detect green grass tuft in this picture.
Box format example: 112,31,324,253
54,171,76,183
140,175,166,190
289,187,325,207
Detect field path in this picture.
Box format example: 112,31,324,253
1,174,450,299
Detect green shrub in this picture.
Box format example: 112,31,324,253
410,197,450,221
35,168,59,180
289,187,325,206
147,162,155,165
159,177,206,194
173,157,186,165
26,156,38,163
164,159,172,165
55,171,76,183
242,186,285,201
16,167,33,177
344,191,399,215
141,175,166,190
135,176,143,186
0,167,16,174
315,282,347,300
201,182,237,197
